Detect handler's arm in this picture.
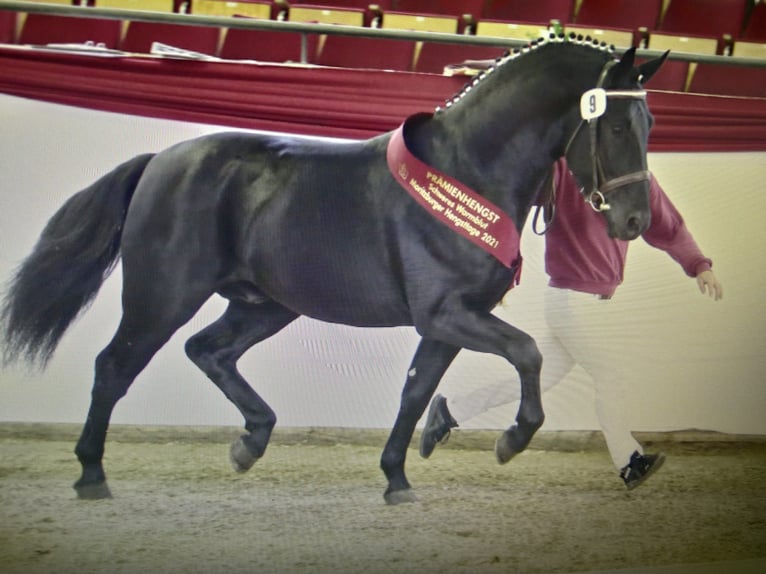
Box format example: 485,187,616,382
642,175,723,301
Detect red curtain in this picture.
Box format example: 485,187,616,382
2,46,765,150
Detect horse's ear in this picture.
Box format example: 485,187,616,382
609,46,637,83
614,47,637,73
637,50,670,85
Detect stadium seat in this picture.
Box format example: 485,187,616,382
648,32,718,56
741,1,766,41
18,0,75,5
731,40,766,59
192,0,271,18
391,0,483,32
658,0,748,39
563,25,635,49
121,21,221,54
285,6,370,72
219,27,317,62
637,57,690,92
475,19,551,42
315,35,416,71
482,0,574,24
18,13,123,48
414,41,505,74
574,0,662,30
394,0,485,19
288,4,366,26
644,32,718,92
0,10,17,43
96,0,175,11
299,0,392,8
687,63,766,97
381,11,459,33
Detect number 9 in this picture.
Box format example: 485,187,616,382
580,88,607,120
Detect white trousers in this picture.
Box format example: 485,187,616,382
449,287,642,470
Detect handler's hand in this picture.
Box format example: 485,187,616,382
696,270,723,301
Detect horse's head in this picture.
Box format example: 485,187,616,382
564,47,668,240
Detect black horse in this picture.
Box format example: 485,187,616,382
1,36,666,503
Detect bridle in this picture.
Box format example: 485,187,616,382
565,59,651,213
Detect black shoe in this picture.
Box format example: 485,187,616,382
419,394,458,459
620,451,666,490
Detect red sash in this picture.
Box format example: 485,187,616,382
386,117,521,274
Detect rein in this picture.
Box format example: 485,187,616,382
532,167,556,235
565,60,650,213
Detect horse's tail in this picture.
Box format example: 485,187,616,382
1,153,155,368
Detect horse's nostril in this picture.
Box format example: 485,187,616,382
626,212,648,238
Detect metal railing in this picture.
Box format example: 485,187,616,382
1,0,764,68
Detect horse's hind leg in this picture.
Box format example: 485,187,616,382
74,292,210,499
381,338,460,504
74,331,157,499
185,299,298,472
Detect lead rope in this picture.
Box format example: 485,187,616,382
532,166,557,235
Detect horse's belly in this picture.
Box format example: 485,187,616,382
276,299,412,328
280,284,412,328
256,255,412,328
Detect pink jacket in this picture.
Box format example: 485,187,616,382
544,159,713,297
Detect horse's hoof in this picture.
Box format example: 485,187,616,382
384,488,419,505
74,481,113,500
495,432,518,465
230,437,259,473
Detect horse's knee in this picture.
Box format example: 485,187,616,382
512,337,542,377
185,335,229,371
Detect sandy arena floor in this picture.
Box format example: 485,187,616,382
0,424,764,574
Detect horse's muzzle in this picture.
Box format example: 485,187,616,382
608,209,650,240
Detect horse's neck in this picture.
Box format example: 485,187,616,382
407,119,557,230
412,45,607,226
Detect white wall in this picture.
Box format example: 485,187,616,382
1,94,764,433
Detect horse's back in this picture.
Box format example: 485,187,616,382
121,131,414,326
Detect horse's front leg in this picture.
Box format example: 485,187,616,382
381,338,460,505
423,305,545,465
494,368,545,464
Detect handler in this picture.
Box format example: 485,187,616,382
419,158,723,489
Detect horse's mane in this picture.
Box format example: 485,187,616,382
436,33,618,114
